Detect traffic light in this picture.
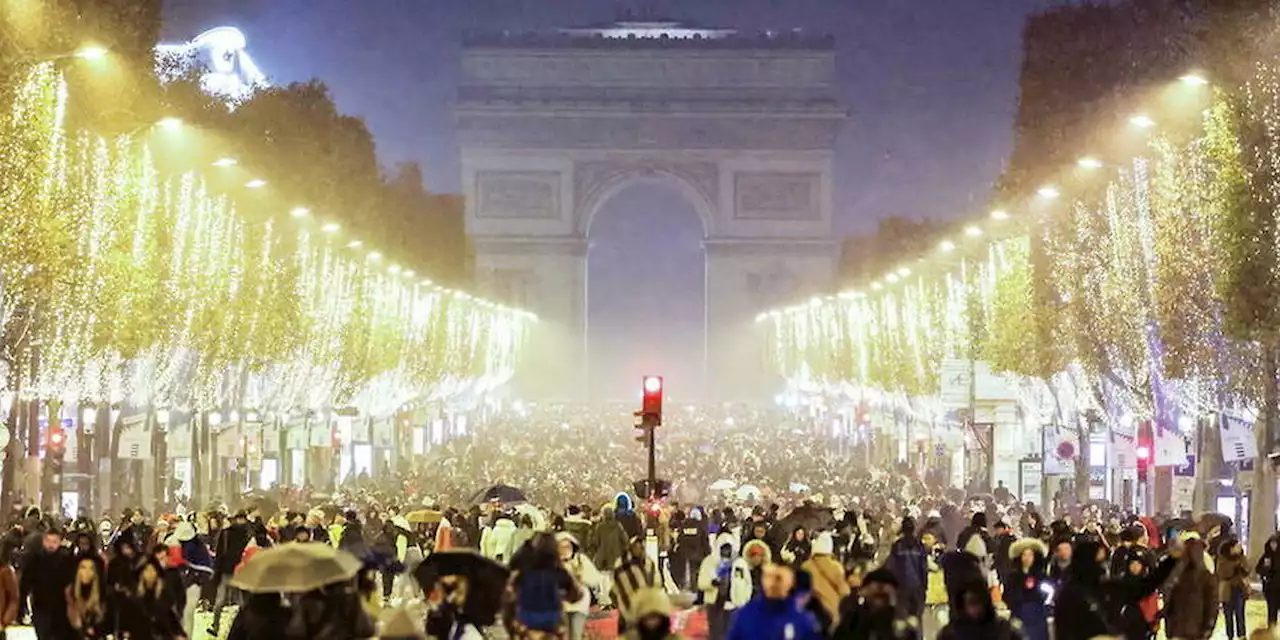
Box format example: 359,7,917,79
47,426,67,458
1136,422,1153,480
641,375,663,425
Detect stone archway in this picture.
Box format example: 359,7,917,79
458,21,846,401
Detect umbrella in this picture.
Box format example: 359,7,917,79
779,504,836,537
789,482,810,493
735,484,762,501
406,509,443,525
709,479,736,491
468,484,527,505
414,550,510,627
230,542,361,593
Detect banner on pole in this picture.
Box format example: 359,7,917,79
1220,415,1259,463
116,414,152,460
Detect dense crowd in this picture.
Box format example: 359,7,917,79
0,405,1276,640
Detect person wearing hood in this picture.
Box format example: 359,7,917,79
623,587,685,640
726,563,822,640
1163,537,1217,640
802,531,850,630
510,514,537,559
614,494,644,540
832,567,920,640
590,506,629,571
936,578,1022,640
697,532,752,640
742,538,773,596
1257,532,1280,626
562,507,592,554
612,536,659,634
558,531,606,640
1002,538,1048,640
481,514,518,564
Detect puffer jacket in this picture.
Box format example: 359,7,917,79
480,518,517,563
697,533,752,611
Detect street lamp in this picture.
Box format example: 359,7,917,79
74,46,109,61
290,207,310,218
1077,157,1103,169
1129,114,1156,129
1037,186,1060,200
245,179,267,189
989,209,1009,221
321,222,340,234
212,157,238,167
156,117,183,131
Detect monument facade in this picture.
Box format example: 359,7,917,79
458,20,845,400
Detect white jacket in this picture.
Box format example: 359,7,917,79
563,553,607,613
698,533,752,610
480,519,517,562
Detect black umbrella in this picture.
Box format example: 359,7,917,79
779,503,836,536
414,550,509,626
468,484,527,505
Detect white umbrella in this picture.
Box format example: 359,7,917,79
735,484,762,501
789,482,810,493
709,479,737,491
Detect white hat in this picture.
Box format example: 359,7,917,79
812,531,835,556
174,521,197,543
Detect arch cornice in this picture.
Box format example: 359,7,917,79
573,158,718,237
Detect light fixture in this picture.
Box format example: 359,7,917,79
1179,73,1208,86
389,264,402,275
896,267,911,277
208,411,223,426
964,225,983,237
886,273,900,283
990,209,1009,221
404,269,415,278
367,251,383,262
74,45,109,60
320,222,340,234
346,240,363,249
245,178,267,189
1129,114,1155,129
212,157,238,168
290,207,310,218
1077,157,1103,169
157,117,183,131
871,281,884,290
939,240,956,252
1037,186,1060,200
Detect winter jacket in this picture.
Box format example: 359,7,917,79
562,516,593,555
480,519,517,563
801,553,850,628
726,596,823,640
558,532,607,614
622,587,686,640
20,546,74,612
591,518,629,571
888,537,928,595
65,584,110,638
1258,540,1280,597
1216,550,1250,602
1002,539,1049,640
696,547,752,610
120,589,186,640
611,552,659,623
434,519,454,552
1164,561,1217,640
214,523,251,576
673,517,710,560
743,539,773,596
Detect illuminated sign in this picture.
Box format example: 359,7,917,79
156,26,268,106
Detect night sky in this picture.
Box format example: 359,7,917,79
162,0,1057,398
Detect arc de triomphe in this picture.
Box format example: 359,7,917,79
458,21,845,401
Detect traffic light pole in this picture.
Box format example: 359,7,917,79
646,417,657,490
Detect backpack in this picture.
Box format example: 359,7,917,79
515,570,564,632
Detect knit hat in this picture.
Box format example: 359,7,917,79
812,531,835,556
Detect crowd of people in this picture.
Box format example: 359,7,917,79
0,405,1275,640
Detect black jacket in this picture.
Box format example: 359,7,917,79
121,589,186,640
215,523,251,576
20,546,74,611
674,519,710,558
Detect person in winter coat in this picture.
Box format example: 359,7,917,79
338,510,365,554
1053,539,1174,640
0,545,18,635
562,507,593,557
1002,538,1049,640
481,514,518,564
1257,533,1280,626
612,536,659,633
937,578,1022,640
801,532,850,629
510,514,537,559
502,532,582,640
742,538,773,596
1164,537,1218,640
558,532,606,640
590,507,629,571
120,557,186,640
727,563,822,640
671,509,710,591
1217,536,1250,640
623,587,685,640
697,532,752,640
887,517,928,619
208,510,252,637
832,567,920,640
990,521,1017,586
65,555,108,639
780,526,812,568
22,529,75,639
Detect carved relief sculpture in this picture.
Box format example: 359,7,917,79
734,172,820,220
475,171,561,219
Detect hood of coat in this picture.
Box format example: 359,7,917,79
556,531,582,556
714,532,739,557
743,539,772,566
811,531,835,556
629,587,673,619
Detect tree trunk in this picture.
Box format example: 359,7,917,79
1194,415,1219,515
1075,424,1091,506
1249,342,1280,561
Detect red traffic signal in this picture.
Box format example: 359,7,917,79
47,427,66,456
641,376,663,422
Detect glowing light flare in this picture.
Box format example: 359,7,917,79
1077,157,1103,169
1179,73,1208,87
964,225,983,238
320,222,340,234
1129,114,1155,129
939,240,956,252
75,46,109,61
990,209,1009,221
290,207,310,218
212,156,238,167
245,179,267,189
1037,186,1060,200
